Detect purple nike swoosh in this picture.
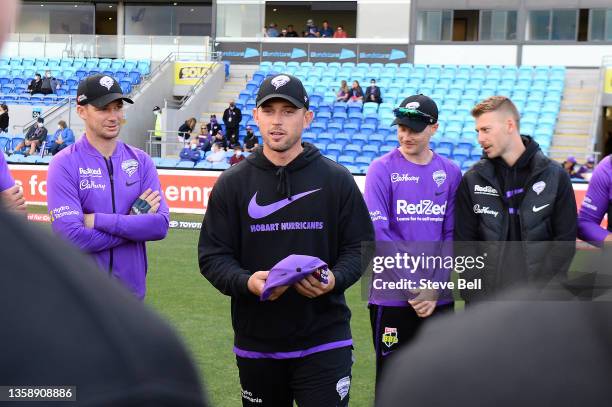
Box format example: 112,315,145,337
381,349,395,357
248,189,321,219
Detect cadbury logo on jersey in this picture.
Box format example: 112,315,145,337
391,173,419,183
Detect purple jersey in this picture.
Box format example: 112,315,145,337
578,155,612,244
0,152,15,192
46,136,169,299
364,148,462,306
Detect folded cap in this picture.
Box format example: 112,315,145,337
260,255,329,301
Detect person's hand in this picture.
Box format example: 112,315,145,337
138,188,161,214
83,213,95,228
247,271,288,300
0,184,26,211
294,270,335,299
408,289,438,318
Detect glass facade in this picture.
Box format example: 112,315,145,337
124,5,212,36
480,10,517,41
417,10,452,41
216,3,264,38
17,2,94,35
590,9,612,41
528,9,578,41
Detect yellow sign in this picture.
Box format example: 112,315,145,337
605,67,612,94
174,62,214,85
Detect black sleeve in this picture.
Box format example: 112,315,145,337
454,175,480,241
332,171,375,292
222,109,229,124
235,108,242,123
541,168,577,278
198,175,252,298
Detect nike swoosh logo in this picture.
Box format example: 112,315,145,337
435,191,445,196
248,189,321,219
532,204,550,212
126,180,138,187
381,349,395,357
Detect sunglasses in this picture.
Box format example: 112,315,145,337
393,107,436,123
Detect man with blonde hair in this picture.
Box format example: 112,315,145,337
454,96,577,302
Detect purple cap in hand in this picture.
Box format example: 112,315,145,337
260,255,329,301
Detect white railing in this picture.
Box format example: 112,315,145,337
2,34,212,61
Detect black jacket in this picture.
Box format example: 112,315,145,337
178,123,193,140
25,125,48,143
0,210,207,406
198,143,374,353
0,112,8,132
454,137,577,301
364,85,382,103
222,106,242,129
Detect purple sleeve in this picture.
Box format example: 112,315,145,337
364,159,394,241
47,158,127,253
94,155,169,242
0,153,15,192
577,159,611,244
443,165,462,241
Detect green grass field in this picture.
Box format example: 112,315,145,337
27,206,376,405
145,214,375,407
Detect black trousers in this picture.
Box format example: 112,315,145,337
236,346,353,407
369,303,454,395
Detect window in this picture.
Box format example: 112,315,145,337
124,5,212,36
417,10,452,41
17,3,94,35
480,10,517,41
527,9,578,41
590,9,612,41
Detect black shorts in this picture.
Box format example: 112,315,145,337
236,346,353,407
369,303,454,387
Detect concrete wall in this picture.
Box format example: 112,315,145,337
120,59,176,149
165,63,226,132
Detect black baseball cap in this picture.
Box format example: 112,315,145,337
77,74,134,108
256,74,309,110
392,94,438,133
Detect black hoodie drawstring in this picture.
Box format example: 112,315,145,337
276,166,291,199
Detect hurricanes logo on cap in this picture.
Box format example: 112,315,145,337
405,102,420,109
99,76,114,90
271,75,290,90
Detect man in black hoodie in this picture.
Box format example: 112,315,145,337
454,96,577,302
198,74,374,406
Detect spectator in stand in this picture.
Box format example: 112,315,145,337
333,25,348,38
180,139,203,163
206,142,226,163
229,145,245,166
206,114,221,137
197,123,213,153
40,70,60,95
562,156,581,179
304,19,319,37
336,80,350,102
575,156,596,181
365,78,383,104
15,117,47,156
320,20,334,38
178,117,196,143
0,103,8,133
27,73,43,95
349,80,364,103
243,126,259,152
213,129,228,150
279,28,288,37
267,23,279,37
285,24,299,37
47,120,75,156
227,129,241,150
222,101,242,147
